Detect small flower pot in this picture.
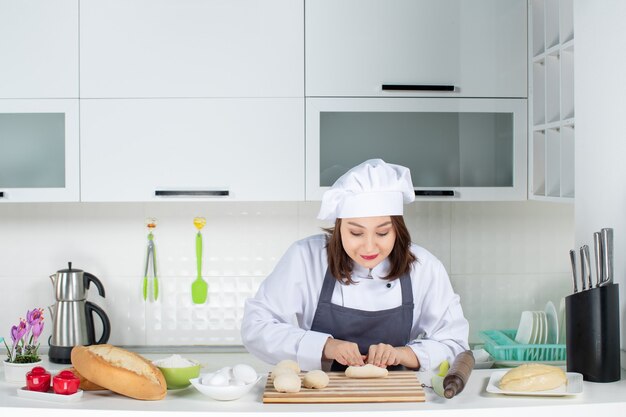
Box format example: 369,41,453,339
3,360,43,384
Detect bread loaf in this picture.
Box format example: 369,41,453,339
71,344,167,400
499,363,567,392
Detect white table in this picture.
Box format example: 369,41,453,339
1,353,625,417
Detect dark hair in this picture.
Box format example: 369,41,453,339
324,216,417,284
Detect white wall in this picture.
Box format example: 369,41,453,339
575,0,626,361
0,201,573,350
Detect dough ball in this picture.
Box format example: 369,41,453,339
499,363,567,392
270,365,297,381
273,372,301,393
345,364,389,379
303,370,329,389
276,359,300,373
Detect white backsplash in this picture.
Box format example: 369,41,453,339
0,201,573,348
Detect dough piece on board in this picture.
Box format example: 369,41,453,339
345,364,389,378
270,365,297,381
303,370,329,389
273,372,302,393
499,363,567,392
276,359,301,373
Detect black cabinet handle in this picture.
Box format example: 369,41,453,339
415,190,455,197
155,190,229,197
382,84,455,92
0,191,3,198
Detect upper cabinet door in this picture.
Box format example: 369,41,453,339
306,0,527,98
0,0,78,98
80,98,304,202
80,0,304,98
0,99,79,202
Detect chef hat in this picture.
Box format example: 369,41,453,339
317,159,415,221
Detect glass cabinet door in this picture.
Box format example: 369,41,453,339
306,98,527,201
0,100,79,202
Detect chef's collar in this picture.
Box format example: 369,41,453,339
351,258,391,280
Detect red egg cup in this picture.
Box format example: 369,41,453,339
53,370,80,395
26,366,52,392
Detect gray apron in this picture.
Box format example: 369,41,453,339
310,267,414,371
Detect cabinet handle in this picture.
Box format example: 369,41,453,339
382,84,455,92
155,190,229,197
415,190,455,197
0,191,4,198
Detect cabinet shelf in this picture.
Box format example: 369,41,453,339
529,0,574,201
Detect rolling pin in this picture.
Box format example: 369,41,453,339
443,350,475,399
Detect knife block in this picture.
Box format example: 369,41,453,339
565,283,621,382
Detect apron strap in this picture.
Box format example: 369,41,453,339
318,267,337,304
399,273,413,305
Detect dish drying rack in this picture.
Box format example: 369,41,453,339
479,329,566,362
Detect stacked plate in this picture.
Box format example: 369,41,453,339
514,301,560,345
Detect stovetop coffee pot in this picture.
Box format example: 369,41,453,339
48,262,111,364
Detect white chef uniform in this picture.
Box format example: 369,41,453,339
241,159,469,371
241,235,469,371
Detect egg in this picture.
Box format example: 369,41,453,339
232,363,258,384
200,373,216,385
218,366,233,378
207,372,230,386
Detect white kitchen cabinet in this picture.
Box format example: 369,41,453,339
306,98,527,201
306,0,527,98
529,0,574,201
0,0,79,98
80,99,304,201
0,99,79,202
79,0,303,98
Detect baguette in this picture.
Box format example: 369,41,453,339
71,344,166,400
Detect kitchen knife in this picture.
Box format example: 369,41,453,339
583,245,593,290
579,247,587,291
594,232,603,287
600,228,614,286
569,249,578,293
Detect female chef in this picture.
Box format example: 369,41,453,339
241,159,469,371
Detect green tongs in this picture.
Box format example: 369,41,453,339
143,219,159,301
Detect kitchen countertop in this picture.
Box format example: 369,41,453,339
1,352,626,417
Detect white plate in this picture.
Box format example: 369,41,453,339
486,370,583,396
558,298,566,344
545,301,559,344
17,387,83,403
529,311,541,344
515,311,534,344
537,311,548,345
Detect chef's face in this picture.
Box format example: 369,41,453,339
340,216,396,269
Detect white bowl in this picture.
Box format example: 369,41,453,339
189,374,262,401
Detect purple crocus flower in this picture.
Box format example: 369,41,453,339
25,308,44,344
11,320,28,344
31,320,44,344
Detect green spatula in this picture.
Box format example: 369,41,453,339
191,217,207,304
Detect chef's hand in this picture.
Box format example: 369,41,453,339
322,338,366,366
366,343,401,368
366,344,420,369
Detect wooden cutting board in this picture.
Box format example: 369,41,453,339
263,371,425,403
